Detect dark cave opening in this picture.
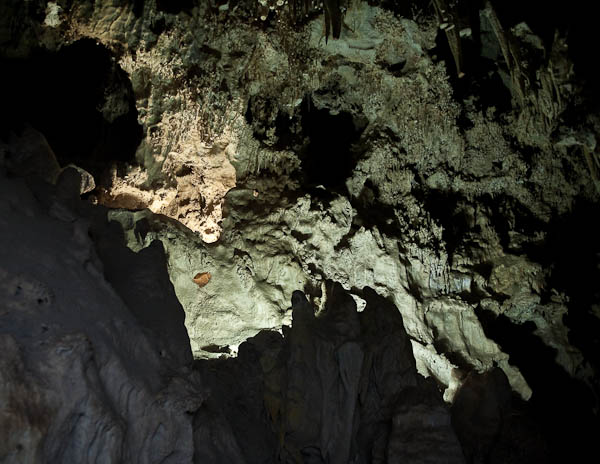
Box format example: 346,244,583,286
1,39,143,178
298,98,363,192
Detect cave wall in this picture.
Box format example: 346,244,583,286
1,0,600,462
0,170,550,462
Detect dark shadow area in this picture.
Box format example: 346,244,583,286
430,4,512,115
429,0,600,117
350,179,404,239
0,39,143,177
244,94,304,152
298,97,363,192
534,202,600,383
478,309,600,463
420,190,471,255
155,0,196,15
491,0,600,109
0,158,199,462
132,0,145,17
479,192,547,252
22,167,193,368
88,216,193,368
491,0,600,108
19,167,193,368
422,190,548,258
565,13,600,111
491,0,565,50
193,284,466,463
451,367,550,464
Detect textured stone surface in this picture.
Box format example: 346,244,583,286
0,171,468,463
0,175,201,463
196,283,466,464
2,0,592,400
2,0,600,461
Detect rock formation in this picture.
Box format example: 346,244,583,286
1,0,599,462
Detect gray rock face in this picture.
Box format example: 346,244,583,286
2,0,600,462
0,171,467,463
0,169,593,462
0,174,201,463
197,283,465,464
3,1,598,404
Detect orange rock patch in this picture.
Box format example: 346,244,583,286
193,272,211,287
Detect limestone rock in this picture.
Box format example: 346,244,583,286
196,283,465,464
0,175,202,462
2,0,600,461
451,369,549,464
0,127,61,183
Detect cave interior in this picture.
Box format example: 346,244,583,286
1,1,599,463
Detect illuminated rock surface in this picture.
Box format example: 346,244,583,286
1,0,599,462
